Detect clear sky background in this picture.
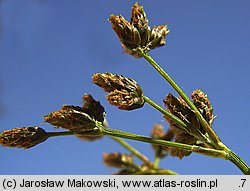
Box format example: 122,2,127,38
0,0,249,175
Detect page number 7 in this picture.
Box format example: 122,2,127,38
240,179,246,187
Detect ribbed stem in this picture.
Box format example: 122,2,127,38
46,127,250,174
102,127,227,159
47,129,102,138
47,131,77,137
226,149,250,175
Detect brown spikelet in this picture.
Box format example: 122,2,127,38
0,127,48,149
92,73,144,110
109,15,142,58
163,93,201,159
109,2,170,58
164,93,201,130
191,89,214,125
44,94,106,141
75,94,106,140
82,94,105,122
131,2,150,47
44,94,106,134
44,105,96,131
148,25,169,49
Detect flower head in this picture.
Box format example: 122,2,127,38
109,2,170,58
92,72,144,110
82,94,106,124
44,105,96,131
109,15,142,58
191,89,214,125
148,25,169,49
163,91,215,159
44,94,106,133
164,93,201,131
163,93,200,158
130,2,150,46
0,126,48,149
76,94,107,141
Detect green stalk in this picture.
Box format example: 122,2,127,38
153,154,161,169
47,131,77,137
138,49,250,174
104,127,250,174
110,136,153,167
133,168,178,175
226,148,250,175
101,127,227,159
47,129,101,138
139,49,221,147
46,128,250,174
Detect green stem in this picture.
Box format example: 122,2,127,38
47,131,77,137
153,154,161,169
225,148,250,175
134,168,178,175
102,127,227,159
47,128,101,138
110,136,153,167
46,128,250,174
138,49,250,174
139,49,221,147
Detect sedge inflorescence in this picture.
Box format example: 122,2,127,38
109,2,169,58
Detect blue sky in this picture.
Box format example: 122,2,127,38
0,0,249,174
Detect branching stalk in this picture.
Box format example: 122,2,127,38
101,127,227,159
103,127,250,174
137,49,250,174
139,49,221,147
46,127,249,174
